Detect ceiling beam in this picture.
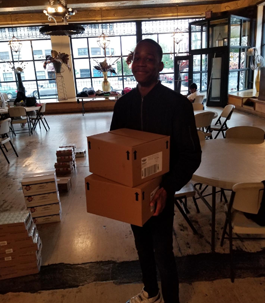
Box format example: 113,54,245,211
0,0,261,26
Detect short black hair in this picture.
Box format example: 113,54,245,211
137,39,163,61
190,83,197,90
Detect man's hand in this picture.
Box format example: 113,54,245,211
150,187,167,216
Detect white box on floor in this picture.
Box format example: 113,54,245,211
24,191,60,207
33,213,62,225
28,202,61,218
21,172,57,196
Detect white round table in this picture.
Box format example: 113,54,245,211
193,139,265,251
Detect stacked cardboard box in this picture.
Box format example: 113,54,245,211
85,128,170,227
0,210,42,280
55,145,76,193
55,146,76,176
21,172,61,225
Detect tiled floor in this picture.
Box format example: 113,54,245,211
0,107,265,302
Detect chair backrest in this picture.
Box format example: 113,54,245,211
193,103,204,110
232,182,264,214
40,103,46,112
0,118,11,135
197,130,206,141
194,95,205,104
195,111,216,129
226,126,265,143
2,93,9,101
220,104,235,119
8,107,27,117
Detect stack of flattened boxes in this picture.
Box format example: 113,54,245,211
21,172,61,225
85,128,170,227
0,210,42,280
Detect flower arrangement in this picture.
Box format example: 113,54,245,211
43,50,71,71
93,58,119,74
6,61,27,73
126,51,134,66
247,47,264,70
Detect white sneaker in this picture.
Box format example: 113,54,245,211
126,288,162,303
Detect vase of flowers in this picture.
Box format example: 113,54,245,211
94,58,118,92
43,50,71,73
247,47,265,93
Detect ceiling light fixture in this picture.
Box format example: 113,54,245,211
40,0,84,36
172,5,188,54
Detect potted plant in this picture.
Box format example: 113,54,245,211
43,50,71,73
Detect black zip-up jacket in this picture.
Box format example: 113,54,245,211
110,81,201,201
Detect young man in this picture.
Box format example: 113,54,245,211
187,83,198,103
110,39,201,303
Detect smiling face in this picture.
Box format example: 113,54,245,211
132,41,164,87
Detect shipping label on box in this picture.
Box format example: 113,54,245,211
28,202,61,218
87,128,170,187
85,174,162,227
24,191,60,207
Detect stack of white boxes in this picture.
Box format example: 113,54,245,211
0,210,42,280
21,172,61,225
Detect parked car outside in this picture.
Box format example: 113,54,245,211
0,86,18,99
28,85,58,98
159,74,174,83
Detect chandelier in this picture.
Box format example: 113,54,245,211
40,0,84,36
97,33,110,57
8,35,22,53
172,5,188,54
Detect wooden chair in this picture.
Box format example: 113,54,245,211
209,105,235,139
8,107,32,136
0,118,19,163
193,103,204,110
220,182,265,282
226,126,265,143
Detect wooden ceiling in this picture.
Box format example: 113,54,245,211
0,0,262,26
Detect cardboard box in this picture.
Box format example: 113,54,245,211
57,155,75,162
87,128,170,187
24,191,60,207
57,177,71,192
75,149,86,158
21,172,57,196
0,211,32,234
85,174,162,227
56,147,74,156
28,202,61,218
33,213,61,225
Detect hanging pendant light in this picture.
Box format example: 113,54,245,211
8,35,22,53
40,0,84,36
97,33,110,57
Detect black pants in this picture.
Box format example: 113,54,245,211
131,200,179,303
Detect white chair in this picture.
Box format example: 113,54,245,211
209,105,235,139
193,103,204,110
0,118,19,163
8,107,32,136
226,126,265,143
195,111,216,139
220,182,265,282
193,94,205,104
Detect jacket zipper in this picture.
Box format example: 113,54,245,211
141,97,144,130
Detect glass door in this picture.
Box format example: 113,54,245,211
174,55,191,95
206,47,229,107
